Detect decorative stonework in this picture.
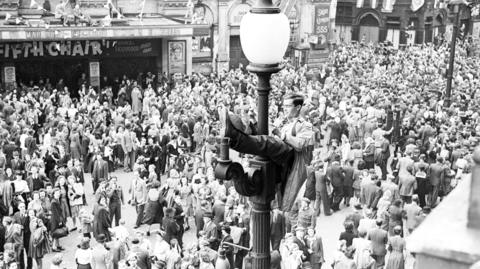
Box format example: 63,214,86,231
0,0,19,10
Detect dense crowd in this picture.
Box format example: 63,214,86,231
0,38,479,269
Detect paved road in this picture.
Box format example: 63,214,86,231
40,170,414,269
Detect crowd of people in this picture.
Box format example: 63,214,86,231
0,37,478,269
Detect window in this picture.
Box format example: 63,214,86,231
335,3,353,25
289,7,299,43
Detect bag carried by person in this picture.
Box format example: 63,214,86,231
33,228,45,247
52,226,68,239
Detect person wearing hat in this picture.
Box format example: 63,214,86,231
74,237,93,269
293,226,309,260
201,211,219,250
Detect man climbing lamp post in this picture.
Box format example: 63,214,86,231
214,0,291,268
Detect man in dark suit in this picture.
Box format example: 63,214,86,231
92,153,109,193
12,202,31,269
368,219,388,268
26,166,49,193
314,162,331,216
326,158,345,211
428,157,445,207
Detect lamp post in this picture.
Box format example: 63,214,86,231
240,2,290,268
214,1,290,268
445,0,468,108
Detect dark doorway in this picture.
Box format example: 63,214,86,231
229,36,249,70
101,57,157,81
15,58,88,93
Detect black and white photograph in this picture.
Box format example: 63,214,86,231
0,0,479,268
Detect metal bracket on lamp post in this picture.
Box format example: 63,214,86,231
214,137,262,197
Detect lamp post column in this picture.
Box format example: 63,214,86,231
247,64,282,269
445,5,461,108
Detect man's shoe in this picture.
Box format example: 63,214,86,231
218,106,247,139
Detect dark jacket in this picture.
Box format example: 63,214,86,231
326,163,344,188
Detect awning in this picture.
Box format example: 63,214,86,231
0,18,211,41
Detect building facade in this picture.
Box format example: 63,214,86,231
0,0,339,89
334,0,450,47
0,0,210,90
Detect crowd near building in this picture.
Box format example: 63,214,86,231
0,0,479,269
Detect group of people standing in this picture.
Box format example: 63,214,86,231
0,36,478,269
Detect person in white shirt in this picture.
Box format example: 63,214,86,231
75,237,93,268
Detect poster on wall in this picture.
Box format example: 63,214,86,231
4,66,16,83
168,40,186,74
89,62,100,87
314,2,330,49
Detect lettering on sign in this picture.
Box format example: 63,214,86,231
314,4,330,49
2,28,188,41
0,40,159,59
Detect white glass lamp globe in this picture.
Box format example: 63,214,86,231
240,12,291,65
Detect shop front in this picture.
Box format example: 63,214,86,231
0,25,205,90
1,39,160,91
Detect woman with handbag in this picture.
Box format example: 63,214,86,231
50,188,68,252
28,216,51,269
